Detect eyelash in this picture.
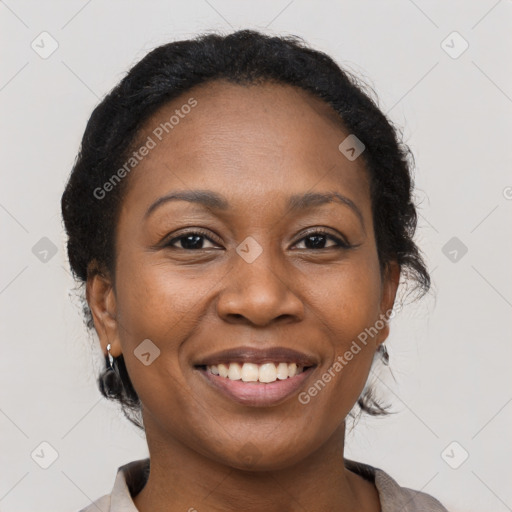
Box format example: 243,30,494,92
164,228,352,251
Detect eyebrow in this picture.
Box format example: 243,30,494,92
144,189,365,231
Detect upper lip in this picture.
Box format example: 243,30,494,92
193,346,318,367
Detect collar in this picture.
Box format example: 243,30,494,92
92,457,448,512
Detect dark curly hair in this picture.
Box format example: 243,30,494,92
61,29,431,431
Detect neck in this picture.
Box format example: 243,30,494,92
133,417,380,512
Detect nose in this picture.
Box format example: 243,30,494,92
216,247,304,326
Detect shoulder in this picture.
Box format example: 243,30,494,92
73,458,149,512
374,467,449,511
345,458,450,512
76,494,110,512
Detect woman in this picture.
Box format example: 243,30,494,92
62,29,449,512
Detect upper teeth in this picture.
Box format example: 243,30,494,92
207,362,305,383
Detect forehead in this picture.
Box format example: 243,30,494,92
121,80,370,217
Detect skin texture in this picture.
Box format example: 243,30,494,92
87,80,400,512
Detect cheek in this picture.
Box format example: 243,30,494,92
115,254,208,339
307,251,383,343
302,253,383,400
113,251,221,387
113,259,212,433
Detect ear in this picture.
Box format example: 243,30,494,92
375,260,400,346
85,260,121,357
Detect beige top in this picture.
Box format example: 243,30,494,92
77,458,450,511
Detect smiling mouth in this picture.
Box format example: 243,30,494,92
194,362,315,384
194,362,317,407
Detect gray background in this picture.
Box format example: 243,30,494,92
1,1,511,511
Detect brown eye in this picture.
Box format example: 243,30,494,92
294,230,351,250
164,230,220,250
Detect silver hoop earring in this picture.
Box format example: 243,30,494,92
100,343,123,398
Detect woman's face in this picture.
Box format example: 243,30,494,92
89,80,399,470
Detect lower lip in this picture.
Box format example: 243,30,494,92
195,366,316,407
